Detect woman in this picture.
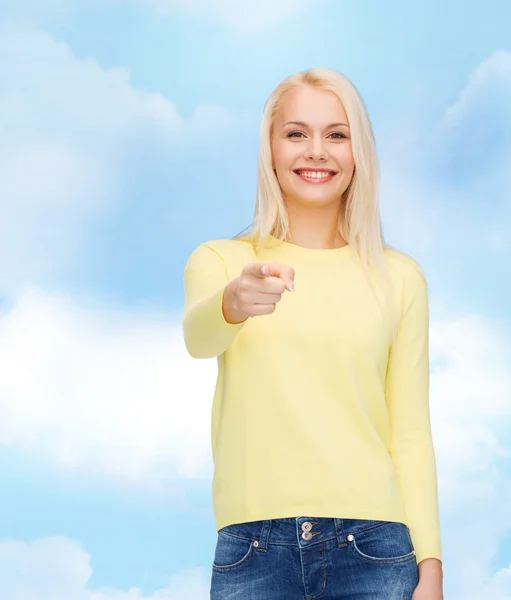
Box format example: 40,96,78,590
182,68,444,600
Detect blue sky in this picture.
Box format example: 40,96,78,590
0,1,510,598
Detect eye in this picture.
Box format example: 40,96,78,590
287,131,305,138
328,132,347,139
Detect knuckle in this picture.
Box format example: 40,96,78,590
243,263,256,276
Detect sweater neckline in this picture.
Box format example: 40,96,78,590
266,234,352,258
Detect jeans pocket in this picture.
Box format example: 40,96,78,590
347,521,417,565
212,531,255,572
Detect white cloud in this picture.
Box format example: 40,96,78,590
0,24,182,149
442,50,511,129
0,537,210,600
140,0,317,33
439,51,511,252
0,24,184,298
427,311,511,598
0,141,114,293
380,51,511,257
470,565,511,600
0,288,217,484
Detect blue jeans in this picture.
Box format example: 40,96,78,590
210,517,419,599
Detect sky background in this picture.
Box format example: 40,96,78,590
0,1,510,598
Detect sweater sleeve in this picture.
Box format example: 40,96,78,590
385,262,442,564
182,242,248,359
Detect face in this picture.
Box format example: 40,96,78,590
271,85,355,207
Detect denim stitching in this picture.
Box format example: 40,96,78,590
212,538,255,572
349,536,416,566
306,542,328,600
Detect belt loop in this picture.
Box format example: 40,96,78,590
256,520,271,552
334,518,345,547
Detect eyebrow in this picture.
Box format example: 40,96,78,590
283,120,349,129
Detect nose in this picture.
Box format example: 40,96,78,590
304,135,328,161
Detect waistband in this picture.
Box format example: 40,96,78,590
218,517,402,550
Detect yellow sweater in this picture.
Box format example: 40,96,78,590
182,235,442,564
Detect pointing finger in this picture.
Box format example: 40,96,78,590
260,262,295,292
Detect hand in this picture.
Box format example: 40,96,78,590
413,559,444,600
412,581,443,600
223,261,295,323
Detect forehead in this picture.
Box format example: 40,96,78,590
275,85,348,124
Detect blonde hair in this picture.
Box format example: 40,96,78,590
236,67,400,342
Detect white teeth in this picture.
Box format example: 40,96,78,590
298,171,333,179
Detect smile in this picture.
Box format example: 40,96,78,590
294,169,337,183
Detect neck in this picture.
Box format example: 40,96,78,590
285,202,347,250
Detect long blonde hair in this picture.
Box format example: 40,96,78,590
235,68,400,342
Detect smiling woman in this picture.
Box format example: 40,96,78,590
182,67,443,600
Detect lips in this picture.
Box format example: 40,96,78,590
293,169,338,183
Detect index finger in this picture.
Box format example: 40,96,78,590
244,262,272,278
257,261,295,292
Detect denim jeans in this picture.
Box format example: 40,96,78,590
210,516,419,599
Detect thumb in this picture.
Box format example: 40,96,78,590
284,273,294,292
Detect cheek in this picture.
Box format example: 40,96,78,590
271,144,282,171
272,142,297,172
336,145,355,173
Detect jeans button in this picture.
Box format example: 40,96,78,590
301,522,313,532
302,531,313,541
